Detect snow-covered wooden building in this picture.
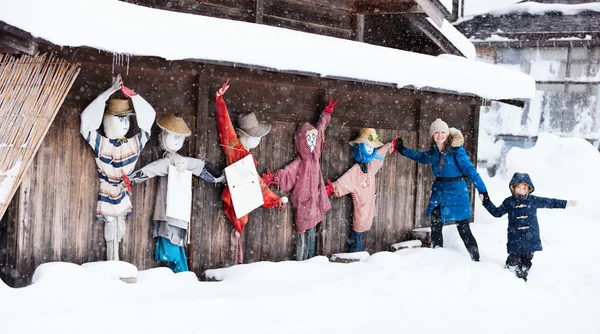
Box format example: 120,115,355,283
0,0,533,287
455,0,600,173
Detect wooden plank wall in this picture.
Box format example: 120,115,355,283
1,45,480,286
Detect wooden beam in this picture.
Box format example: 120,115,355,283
352,13,365,41
0,22,36,55
355,0,415,14
255,0,264,24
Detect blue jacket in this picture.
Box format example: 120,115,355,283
401,145,487,223
483,173,566,254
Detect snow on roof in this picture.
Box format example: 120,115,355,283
427,18,476,60
0,0,535,101
487,1,600,16
463,0,600,18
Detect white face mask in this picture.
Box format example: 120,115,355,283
160,131,185,152
306,129,318,153
239,133,261,149
103,115,130,139
364,145,374,154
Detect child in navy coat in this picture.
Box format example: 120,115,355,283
480,172,577,281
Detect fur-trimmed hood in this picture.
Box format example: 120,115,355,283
449,127,464,147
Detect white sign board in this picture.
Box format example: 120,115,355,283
166,165,193,222
224,154,264,219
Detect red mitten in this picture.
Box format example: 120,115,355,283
121,84,137,98
121,170,132,193
323,98,338,114
325,179,335,197
262,169,275,186
216,79,230,99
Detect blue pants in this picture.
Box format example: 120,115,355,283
347,230,363,252
154,237,188,273
296,227,315,261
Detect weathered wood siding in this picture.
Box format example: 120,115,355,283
1,45,480,286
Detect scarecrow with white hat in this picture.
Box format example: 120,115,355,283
325,128,394,252
215,80,287,265
129,114,224,272
262,98,338,261
80,75,156,261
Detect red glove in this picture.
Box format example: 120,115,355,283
216,79,230,99
121,170,132,193
119,76,137,97
323,98,338,114
325,179,335,197
262,169,275,186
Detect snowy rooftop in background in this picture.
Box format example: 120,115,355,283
462,0,600,18
427,18,477,60
0,0,535,101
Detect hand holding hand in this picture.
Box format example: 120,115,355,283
216,79,230,99
393,137,404,153
278,196,288,211
325,179,334,197
323,98,338,114
566,200,578,207
262,169,275,186
479,192,490,204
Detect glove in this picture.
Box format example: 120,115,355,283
358,162,368,174
393,137,404,153
325,179,334,197
216,79,230,99
479,192,490,204
121,170,132,193
262,169,275,186
121,82,137,98
566,200,578,207
323,98,338,114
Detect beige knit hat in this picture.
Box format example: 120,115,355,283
157,114,192,137
429,118,449,138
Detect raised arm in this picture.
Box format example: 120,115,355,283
455,146,487,194
400,145,434,165
215,80,243,155
316,98,336,132
80,76,122,136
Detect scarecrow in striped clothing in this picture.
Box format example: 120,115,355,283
262,98,337,261
325,129,394,252
129,114,224,272
80,75,156,261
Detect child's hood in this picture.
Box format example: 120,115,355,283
509,172,535,195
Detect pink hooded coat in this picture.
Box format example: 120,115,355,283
273,112,332,234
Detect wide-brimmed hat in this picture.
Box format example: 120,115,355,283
236,112,271,138
349,128,384,148
157,113,191,137
105,98,135,116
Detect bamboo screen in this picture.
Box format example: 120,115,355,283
0,53,80,219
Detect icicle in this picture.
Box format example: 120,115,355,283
112,52,115,74
126,55,130,75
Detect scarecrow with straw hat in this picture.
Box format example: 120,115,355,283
324,128,394,252
80,74,156,261
129,113,224,272
262,98,338,261
215,80,287,265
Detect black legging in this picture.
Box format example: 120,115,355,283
431,206,480,261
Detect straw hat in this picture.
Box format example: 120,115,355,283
236,112,271,138
349,128,384,148
157,113,192,137
105,98,134,116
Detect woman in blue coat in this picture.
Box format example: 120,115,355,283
395,119,488,261
481,172,577,281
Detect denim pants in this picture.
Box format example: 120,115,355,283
296,227,315,261
431,206,480,261
347,230,363,252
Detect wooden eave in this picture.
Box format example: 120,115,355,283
456,11,600,39
0,21,36,55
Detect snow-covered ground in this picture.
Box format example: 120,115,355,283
1,134,598,334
